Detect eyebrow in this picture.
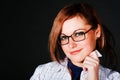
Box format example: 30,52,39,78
61,28,86,35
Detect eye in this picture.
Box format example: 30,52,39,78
74,32,85,37
60,35,68,40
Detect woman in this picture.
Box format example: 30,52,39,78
30,3,120,80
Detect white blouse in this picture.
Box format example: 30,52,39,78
30,59,120,80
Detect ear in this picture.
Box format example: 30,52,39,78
95,24,101,39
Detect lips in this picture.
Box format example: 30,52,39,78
70,49,81,55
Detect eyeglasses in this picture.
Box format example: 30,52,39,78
58,27,93,45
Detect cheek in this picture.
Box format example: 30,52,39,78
81,35,97,50
61,46,68,55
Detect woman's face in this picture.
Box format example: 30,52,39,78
60,16,100,64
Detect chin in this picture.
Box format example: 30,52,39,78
71,58,84,63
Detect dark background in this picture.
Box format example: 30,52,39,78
1,0,120,80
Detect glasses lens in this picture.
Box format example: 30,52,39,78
59,35,69,45
59,28,93,45
72,31,85,41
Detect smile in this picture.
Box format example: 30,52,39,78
70,49,81,55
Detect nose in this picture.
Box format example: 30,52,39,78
68,37,77,48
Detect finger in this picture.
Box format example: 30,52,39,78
85,56,99,63
83,60,99,71
83,56,99,71
89,50,99,60
84,56,99,66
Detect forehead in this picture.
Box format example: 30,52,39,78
61,16,90,35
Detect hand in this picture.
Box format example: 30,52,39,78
83,51,100,80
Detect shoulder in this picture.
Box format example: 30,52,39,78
36,61,60,69
32,61,62,74
30,61,67,80
99,65,120,80
35,60,67,71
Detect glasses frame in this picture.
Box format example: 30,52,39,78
59,27,93,45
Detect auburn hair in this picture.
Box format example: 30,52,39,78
48,2,117,70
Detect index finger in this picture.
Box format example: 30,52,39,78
89,50,99,60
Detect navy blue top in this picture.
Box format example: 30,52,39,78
68,60,83,80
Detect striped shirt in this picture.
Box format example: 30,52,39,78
30,59,120,80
